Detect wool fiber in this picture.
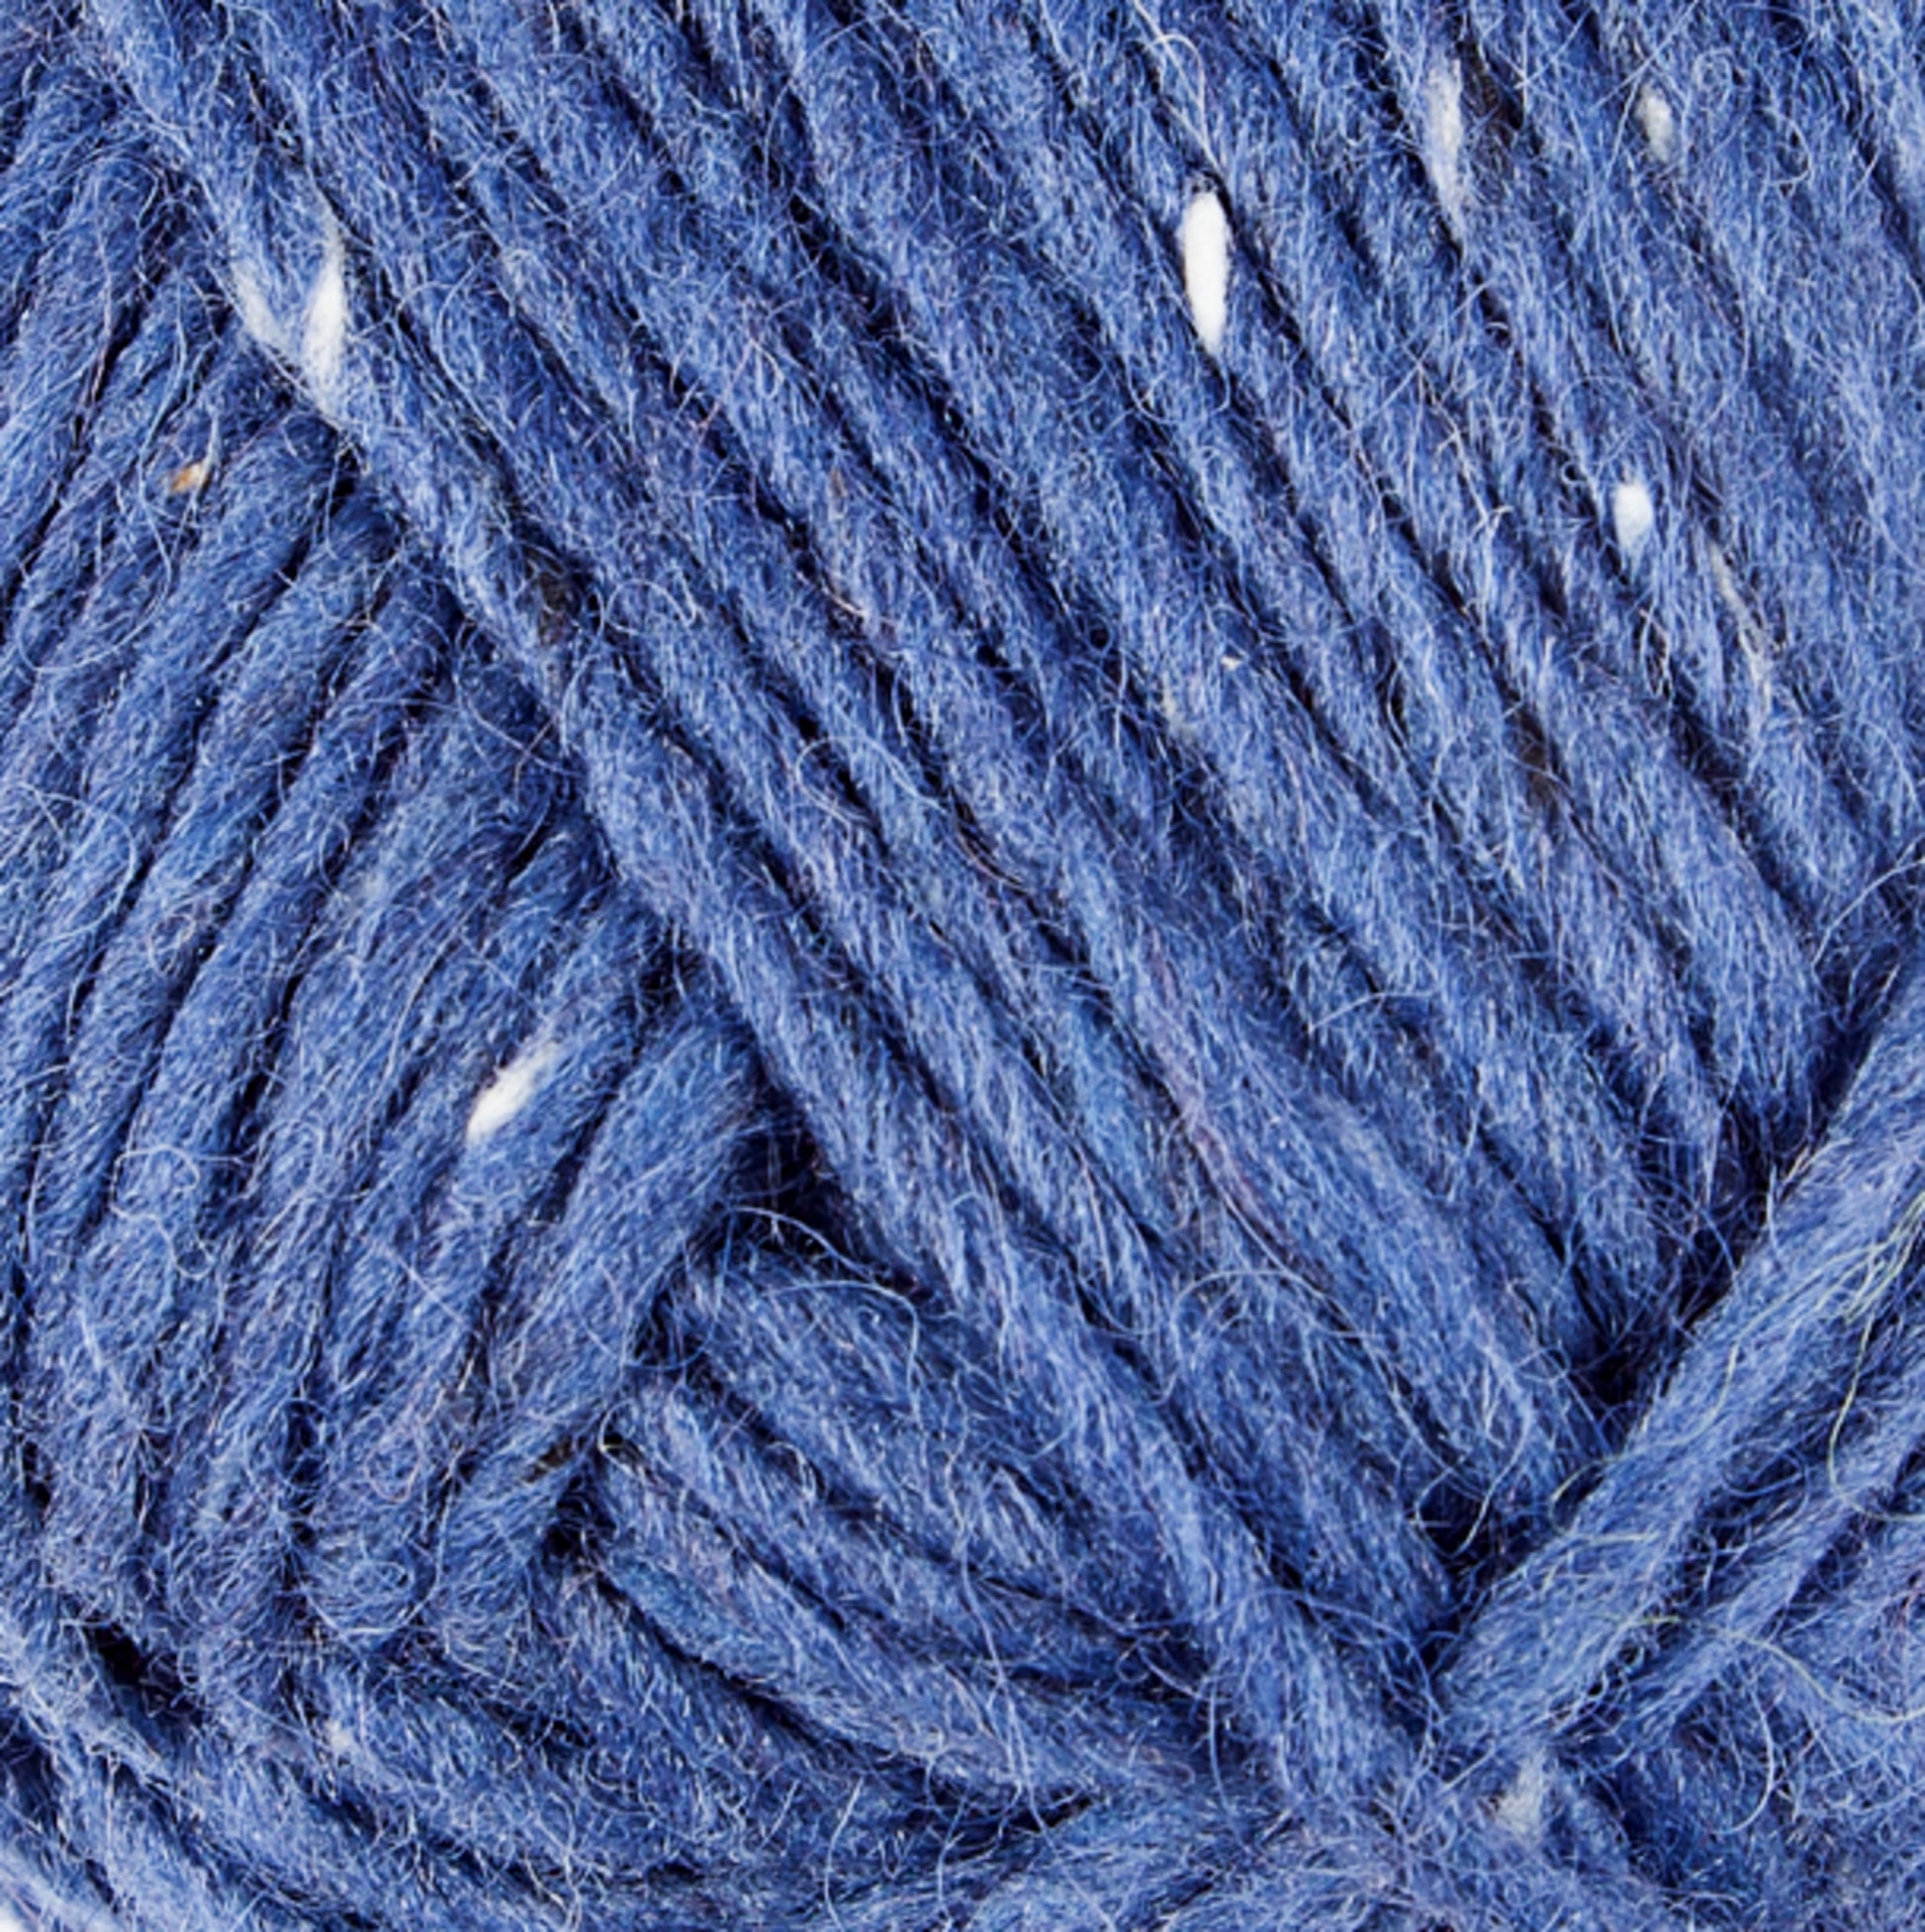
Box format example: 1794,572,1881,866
2,2,1925,1927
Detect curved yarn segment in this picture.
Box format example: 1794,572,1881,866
2,0,1925,1925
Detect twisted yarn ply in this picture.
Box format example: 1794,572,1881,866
3,0,1925,1923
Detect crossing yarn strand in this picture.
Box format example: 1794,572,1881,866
2,0,1925,1923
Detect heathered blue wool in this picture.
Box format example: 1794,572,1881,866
3,1,1925,1927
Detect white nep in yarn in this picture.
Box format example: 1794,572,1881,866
1181,188,1231,357
466,1037,561,1145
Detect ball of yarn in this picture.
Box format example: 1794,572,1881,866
4,0,1925,1924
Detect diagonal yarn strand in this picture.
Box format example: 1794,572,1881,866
2,1,1925,1925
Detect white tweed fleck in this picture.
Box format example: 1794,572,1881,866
1637,85,1679,165
466,1038,561,1146
1612,477,1656,560
1181,188,1231,357
1495,1750,1549,1847
230,261,285,355
301,223,349,403
1423,59,1468,224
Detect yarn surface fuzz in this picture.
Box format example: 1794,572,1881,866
5,0,1925,1924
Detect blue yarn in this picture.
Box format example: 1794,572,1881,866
3,0,1925,1923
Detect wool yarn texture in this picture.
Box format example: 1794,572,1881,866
2,0,1925,1924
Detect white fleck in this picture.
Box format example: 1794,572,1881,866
1637,86,1678,165
1611,477,1655,561
1495,1749,1548,1846
1180,188,1231,357
1220,654,1244,672
466,1037,560,1146
231,261,286,355
302,222,349,403
1423,59,1469,225
323,1718,355,1757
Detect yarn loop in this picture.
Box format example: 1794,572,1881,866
3,0,1925,1925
